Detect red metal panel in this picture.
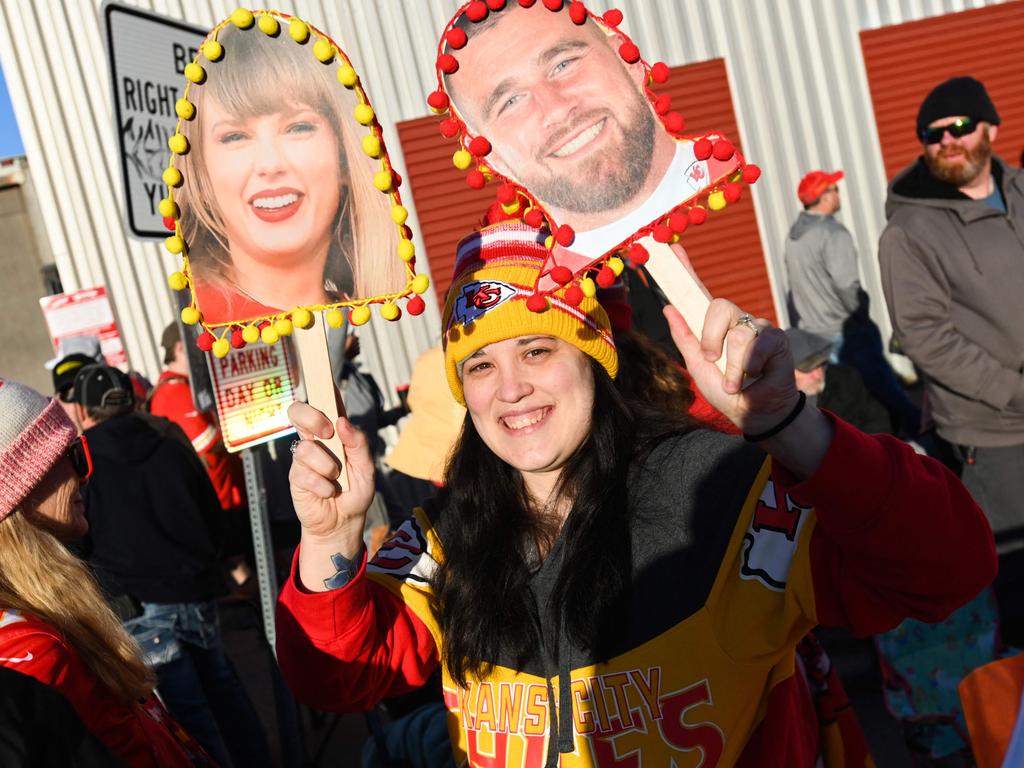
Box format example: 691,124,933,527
861,1,1024,181
397,58,775,322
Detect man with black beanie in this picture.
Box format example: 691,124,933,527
879,76,1024,644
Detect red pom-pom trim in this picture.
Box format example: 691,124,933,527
542,0,563,9
469,136,492,156
603,9,624,26
486,0,507,9
564,284,584,306
688,207,708,225
663,112,684,133
466,1,489,21
712,139,734,161
652,224,673,243
407,295,426,316
446,28,468,49
650,62,669,83
394,172,404,189
163,216,176,231
551,265,573,284
619,41,640,63
467,169,487,189
518,0,537,6
693,137,713,161
742,164,762,184
231,329,246,349
526,293,549,312
427,90,449,111
524,208,544,227
669,211,689,233
437,53,459,74
440,119,460,138
554,224,575,247
197,331,215,352
596,266,616,288
497,183,517,204
569,1,586,24
723,183,742,204
653,94,671,115
627,242,649,266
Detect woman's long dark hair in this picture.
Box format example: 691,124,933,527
433,357,694,686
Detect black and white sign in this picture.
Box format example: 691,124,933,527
103,2,204,239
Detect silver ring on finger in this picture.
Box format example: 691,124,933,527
290,439,301,455
735,313,760,337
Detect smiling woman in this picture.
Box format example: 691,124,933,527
177,21,404,326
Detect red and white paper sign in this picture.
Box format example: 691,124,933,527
39,286,128,369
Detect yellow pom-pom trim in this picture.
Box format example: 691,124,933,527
581,277,597,298
608,256,625,276
707,190,727,211
163,167,182,187
391,205,408,225
452,149,472,170
501,200,521,215
168,134,189,155
373,170,392,192
362,135,381,158
350,306,371,326
380,302,400,321
292,308,314,329
257,13,279,35
158,198,178,219
337,65,357,87
181,306,200,325
289,19,309,43
202,41,223,62
544,235,554,250
398,239,415,262
326,309,344,328
242,325,260,344
313,38,334,62
412,274,430,294
184,63,205,84
174,98,195,120
261,325,279,345
274,318,294,336
212,338,231,358
167,272,188,291
165,235,184,254
354,104,374,125
231,8,255,28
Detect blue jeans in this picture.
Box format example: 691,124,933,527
125,601,271,768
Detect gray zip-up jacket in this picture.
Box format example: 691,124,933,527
879,157,1024,447
783,212,861,338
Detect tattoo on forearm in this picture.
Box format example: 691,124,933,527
323,549,363,590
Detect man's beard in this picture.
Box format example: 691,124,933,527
524,98,656,215
925,128,993,187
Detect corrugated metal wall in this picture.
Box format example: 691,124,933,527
0,0,1011,387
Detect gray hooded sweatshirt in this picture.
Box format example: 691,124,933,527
879,157,1024,447
783,212,861,338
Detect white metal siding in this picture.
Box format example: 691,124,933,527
0,0,1010,386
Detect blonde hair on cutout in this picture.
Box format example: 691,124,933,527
0,512,154,704
177,21,403,304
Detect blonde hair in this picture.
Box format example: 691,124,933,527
0,512,154,704
178,21,402,303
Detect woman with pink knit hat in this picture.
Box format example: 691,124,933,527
276,221,996,767
0,378,214,766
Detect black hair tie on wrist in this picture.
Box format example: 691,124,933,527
743,392,807,443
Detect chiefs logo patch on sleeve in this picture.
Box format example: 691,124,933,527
739,479,811,591
367,514,437,585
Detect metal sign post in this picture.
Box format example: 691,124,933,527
241,446,278,653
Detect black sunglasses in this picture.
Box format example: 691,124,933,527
920,117,978,145
67,436,93,481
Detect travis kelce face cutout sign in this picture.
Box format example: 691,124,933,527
430,0,761,302
163,9,428,357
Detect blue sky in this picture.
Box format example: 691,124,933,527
0,64,24,160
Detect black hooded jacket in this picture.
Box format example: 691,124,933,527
83,413,227,604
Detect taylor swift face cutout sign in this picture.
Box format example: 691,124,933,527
163,9,428,358
430,0,761,303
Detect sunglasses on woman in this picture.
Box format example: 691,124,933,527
67,436,93,481
919,117,978,145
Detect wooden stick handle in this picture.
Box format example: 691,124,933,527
293,312,350,491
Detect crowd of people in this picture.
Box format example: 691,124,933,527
0,23,1021,767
